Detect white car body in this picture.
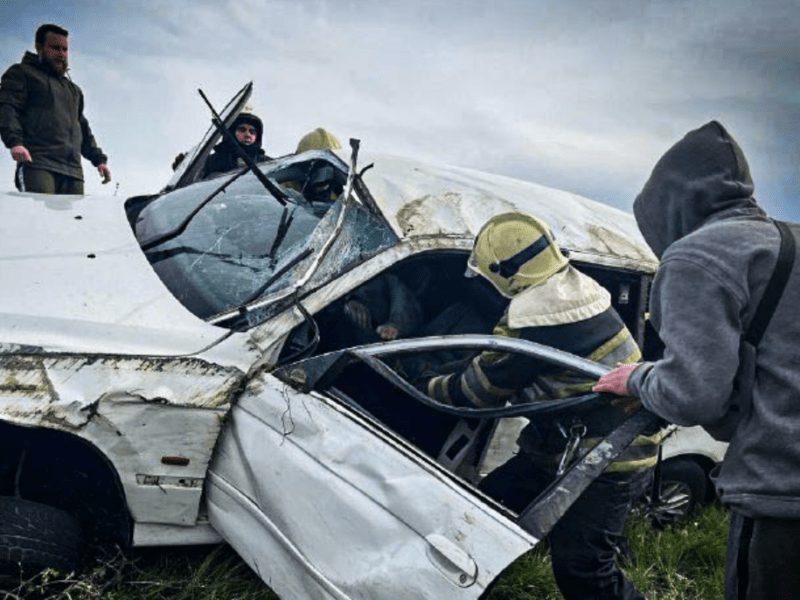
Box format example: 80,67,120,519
0,83,723,599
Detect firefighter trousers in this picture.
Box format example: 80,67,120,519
480,453,651,600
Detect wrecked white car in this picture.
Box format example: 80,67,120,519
0,82,705,598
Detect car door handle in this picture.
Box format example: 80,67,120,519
425,533,478,587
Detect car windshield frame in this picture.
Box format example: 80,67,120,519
133,148,399,330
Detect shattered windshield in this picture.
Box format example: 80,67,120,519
132,153,398,326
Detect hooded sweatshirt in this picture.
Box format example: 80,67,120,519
627,120,800,518
0,52,107,180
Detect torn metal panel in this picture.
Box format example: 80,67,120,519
207,372,537,600
518,410,661,539
359,153,658,273
0,353,244,417
0,352,244,526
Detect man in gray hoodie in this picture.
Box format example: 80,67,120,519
594,121,800,600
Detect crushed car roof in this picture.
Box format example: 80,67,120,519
0,150,655,357
358,152,658,273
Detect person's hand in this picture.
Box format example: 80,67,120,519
10,145,32,163
97,164,111,184
344,300,372,329
592,363,639,396
376,323,399,340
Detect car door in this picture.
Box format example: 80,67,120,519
205,364,536,600
205,332,657,600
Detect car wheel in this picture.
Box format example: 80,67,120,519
0,496,83,575
639,457,709,528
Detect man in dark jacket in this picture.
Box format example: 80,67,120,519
595,121,800,600
0,24,110,194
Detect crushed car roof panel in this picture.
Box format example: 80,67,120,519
359,152,658,273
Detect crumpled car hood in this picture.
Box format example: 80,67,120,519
0,191,252,363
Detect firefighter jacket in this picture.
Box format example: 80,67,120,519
0,52,107,181
424,265,660,472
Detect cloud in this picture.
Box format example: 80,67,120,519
0,0,797,219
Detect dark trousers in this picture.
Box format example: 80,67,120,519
15,165,84,194
480,453,651,600
726,510,800,600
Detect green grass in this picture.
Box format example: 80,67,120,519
485,501,728,600
624,502,727,599
0,503,728,600
0,545,279,600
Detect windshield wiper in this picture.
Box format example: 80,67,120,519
268,205,297,264
199,89,288,207
217,246,315,323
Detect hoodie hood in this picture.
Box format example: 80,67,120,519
633,121,760,259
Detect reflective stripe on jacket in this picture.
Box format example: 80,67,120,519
425,304,658,472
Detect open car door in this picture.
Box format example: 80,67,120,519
205,335,659,600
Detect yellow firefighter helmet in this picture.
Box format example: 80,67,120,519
296,128,342,154
467,212,568,297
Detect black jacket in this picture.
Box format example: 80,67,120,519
203,113,269,178
204,142,268,177
0,52,107,181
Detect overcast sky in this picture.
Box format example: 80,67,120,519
1,0,798,221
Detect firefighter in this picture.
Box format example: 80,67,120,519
295,127,342,154
421,212,659,600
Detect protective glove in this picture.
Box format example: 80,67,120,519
592,363,639,396
376,323,399,340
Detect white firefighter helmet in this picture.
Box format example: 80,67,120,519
467,212,568,297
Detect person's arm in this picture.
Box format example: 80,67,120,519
422,313,557,408
76,90,110,182
625,256,744,426
0,65,31,160
381,274,423,339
